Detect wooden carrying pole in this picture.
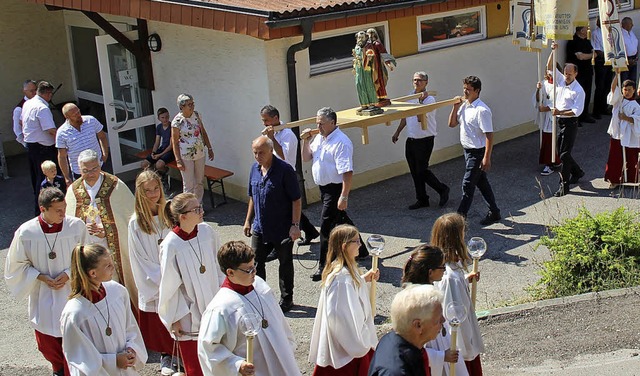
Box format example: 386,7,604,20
470,258,479,310
370,255,379,316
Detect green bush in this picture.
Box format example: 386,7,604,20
531,207,640,300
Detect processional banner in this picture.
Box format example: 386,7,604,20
598,0,628,70
534,0,589,40
511,0,545,51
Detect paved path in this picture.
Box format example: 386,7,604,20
1,115,638,375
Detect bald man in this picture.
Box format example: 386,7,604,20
243,136,301,312
56,103,109,186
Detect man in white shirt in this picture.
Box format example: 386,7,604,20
301,107,367,281
392,72,449,210
260,105,320,246
22,81,59,214
621,17,638,83
547,43,587,197
592,18,613,119
56,103,109,186
448,76,500,225
12,80,36,147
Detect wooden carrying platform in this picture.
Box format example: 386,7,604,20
135,149,234,208
272,93,460,144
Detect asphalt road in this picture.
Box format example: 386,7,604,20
1,114,639,375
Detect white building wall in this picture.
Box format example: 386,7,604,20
1,0,74,156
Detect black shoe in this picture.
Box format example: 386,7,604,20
298,233,319,246
265,250,278,263
479,211,501,226
408,200,429,210
554,186,569,197
439,186,450,207
279,298,294,313
311,268,322,281
568,170,585,184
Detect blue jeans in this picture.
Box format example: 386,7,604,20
457,148,499,216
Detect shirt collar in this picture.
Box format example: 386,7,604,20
173,225,198,240
90,284,107,303
323,127,340,141
221,277,254,295
38,215,63,233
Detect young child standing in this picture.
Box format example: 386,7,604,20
430,213,484,376
142,107,175,173
198,241,300,376
402,244,468,376
61,244,147,375
40,160,66,194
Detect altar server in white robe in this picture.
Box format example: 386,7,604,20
158,192,224,376
431,213,484,376
5,187,87,376
128,170,176,375
198,240,301,376
61,243,147,375
401,244,468,376
309,224,379,376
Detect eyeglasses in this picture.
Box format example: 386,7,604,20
348,239,362,245
184,102,195,108
81,166,100,174
236,264,257,274
413,79,426,82
184,205,204,215
433,266,446,270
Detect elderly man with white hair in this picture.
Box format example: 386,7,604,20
64,149,138,308
171,93,214,204
368,284,445,376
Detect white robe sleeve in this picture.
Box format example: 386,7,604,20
198,306,244,375
123,292,148,370
5,228,41,300
426,346,446,376
127,218,161,306
158,243,190,330
326,279,372,359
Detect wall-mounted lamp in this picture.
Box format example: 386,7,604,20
147,33,162,52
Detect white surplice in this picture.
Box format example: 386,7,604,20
533,81,555,133
425,328,469,376
127,214,170,312
198,277,301,376
61,280,148,375
308,267,378,369
158,223,223,340
5,216,87,337
435,262,485,361
608,89,640,147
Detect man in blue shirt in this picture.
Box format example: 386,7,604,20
243,136,301,312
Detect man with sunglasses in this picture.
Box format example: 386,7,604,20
243,136,301,313
392,71,450,210
64,149,138,308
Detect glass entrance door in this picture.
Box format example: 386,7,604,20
96,31,156,174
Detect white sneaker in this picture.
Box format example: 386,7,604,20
540,166,553,176
160,355,175,375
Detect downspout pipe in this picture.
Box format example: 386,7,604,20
287,19,313,207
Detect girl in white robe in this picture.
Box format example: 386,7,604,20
158,192,223,376
198,241,301,376
61,243,147,375
431,213,484,376
401,244,469,376
309,224,379,376
5,187,87,376
605,72,640,185
533,72,560,174
128,170,175,374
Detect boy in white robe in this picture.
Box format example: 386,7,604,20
5,187,87,376
198,241,300,376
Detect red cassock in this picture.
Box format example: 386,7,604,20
605,138,640,184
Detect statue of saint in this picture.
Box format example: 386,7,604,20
353,31,378,111
365,28,396,107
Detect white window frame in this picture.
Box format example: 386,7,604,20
417,6,486,52
589,0,632,18
309,21,389,76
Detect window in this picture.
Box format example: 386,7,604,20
417,6,486,52
309,23,388,76
69,26,102,96
589,0,632,17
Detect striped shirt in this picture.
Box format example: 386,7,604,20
55,115,104,174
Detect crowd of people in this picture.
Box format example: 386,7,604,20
7,22,640,373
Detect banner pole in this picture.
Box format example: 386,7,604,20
551,43,557,164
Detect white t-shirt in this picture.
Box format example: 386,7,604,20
457,98,493,149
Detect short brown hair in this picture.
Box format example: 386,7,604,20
217,241,255,273
38,187,65,209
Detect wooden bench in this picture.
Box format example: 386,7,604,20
135,149,234,208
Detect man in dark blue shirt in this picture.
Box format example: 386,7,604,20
243,136,301,312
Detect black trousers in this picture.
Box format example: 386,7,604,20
593,57,613,116
405,136,447,203
576,66,593,119
557,118,583,186
299,212,319,239
318,183,367,268
27,142,58,213
251,233,294,301
456,148,499,216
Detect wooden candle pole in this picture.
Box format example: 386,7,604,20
246,335,255,364
449,325,459,376
370,255,379,316
471,258,480,310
